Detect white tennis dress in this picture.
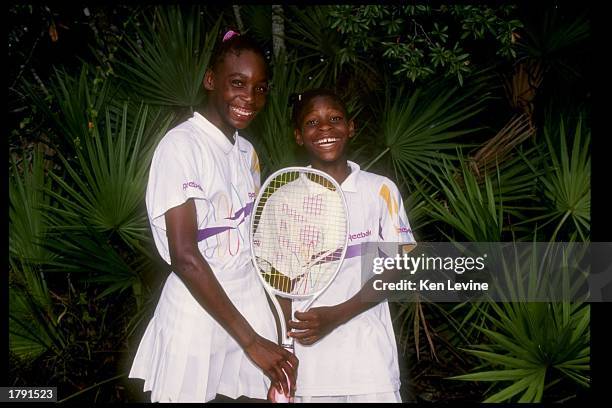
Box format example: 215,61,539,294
129,113,277,402
292,161,415,401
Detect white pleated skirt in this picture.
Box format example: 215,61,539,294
129,270,277,402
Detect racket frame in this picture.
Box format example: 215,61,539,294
250,166,349,348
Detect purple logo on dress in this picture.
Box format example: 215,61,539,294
197,201,254,242
183,181,203,191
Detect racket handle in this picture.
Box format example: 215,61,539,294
270,344,294,403
270,372,292,403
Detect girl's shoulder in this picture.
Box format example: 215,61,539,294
353,167,399,193
162,119,200,140
156,119,214,153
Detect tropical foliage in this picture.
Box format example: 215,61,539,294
8,4,590,403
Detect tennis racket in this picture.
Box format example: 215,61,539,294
250,167,349,402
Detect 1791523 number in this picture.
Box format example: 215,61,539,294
1,387,57,402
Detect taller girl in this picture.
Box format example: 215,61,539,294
129,30,297,402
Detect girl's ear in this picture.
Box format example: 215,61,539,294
203,69,215,91
294,128,304,146
347,119,355,139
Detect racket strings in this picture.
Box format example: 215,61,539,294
252,170,347,296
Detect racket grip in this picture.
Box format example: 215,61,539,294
270,344,294,403
270,371,292,403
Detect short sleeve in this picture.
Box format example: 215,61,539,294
145,131,209,231
377,179,416,247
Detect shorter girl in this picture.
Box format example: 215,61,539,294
285,89,416,403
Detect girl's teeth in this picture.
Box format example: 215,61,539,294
231,107,254,117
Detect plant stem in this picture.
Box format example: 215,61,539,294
363,147,390,171
58,372,127,403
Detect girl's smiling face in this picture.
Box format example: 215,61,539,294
295,96,354,165
204,49,269,138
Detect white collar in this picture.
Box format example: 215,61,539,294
341,160,360,193
305,160,360,193
190,112,237,155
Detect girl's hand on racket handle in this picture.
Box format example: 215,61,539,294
267,381,295,403
288,306,346,345
244,334,298,396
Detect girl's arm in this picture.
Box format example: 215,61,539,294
166,198,298,392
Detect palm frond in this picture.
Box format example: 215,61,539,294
42,102,172,253
364,74,494,186
117,5,222,109
520,9,590,61
419,157,504,242
10,145,56,270
519,115,590,241
41,225,152,300
448,241,590,402
22,64,113,151
9,258,66,361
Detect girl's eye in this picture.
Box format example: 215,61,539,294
256,85,269,94
231,80,244,87
330,116,342,122
305,119,318,126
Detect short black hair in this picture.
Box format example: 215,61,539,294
290,88,348,129
209,29,269,77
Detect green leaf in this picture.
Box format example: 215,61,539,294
117,6,221,109
363,72,493,188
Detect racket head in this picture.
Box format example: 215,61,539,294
250,167,349,300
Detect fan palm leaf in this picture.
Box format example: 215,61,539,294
518,115,590,241
519,9,589,80
22,65,113,152
9,147,65,361
365,74,493,187
419,157,504,242
9,265,66,361
41,225,153,300
449,240,590,402
117,5,222,110
42,102,172,253
450,300,589,402
10,146,56,278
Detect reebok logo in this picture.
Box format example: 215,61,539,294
349,229,371,241
183,181,203,191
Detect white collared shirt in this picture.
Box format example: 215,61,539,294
146,112,261,282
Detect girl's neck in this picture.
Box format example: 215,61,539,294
311,159,351,185
200,105,235,143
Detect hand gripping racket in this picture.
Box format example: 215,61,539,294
250,167,349,402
